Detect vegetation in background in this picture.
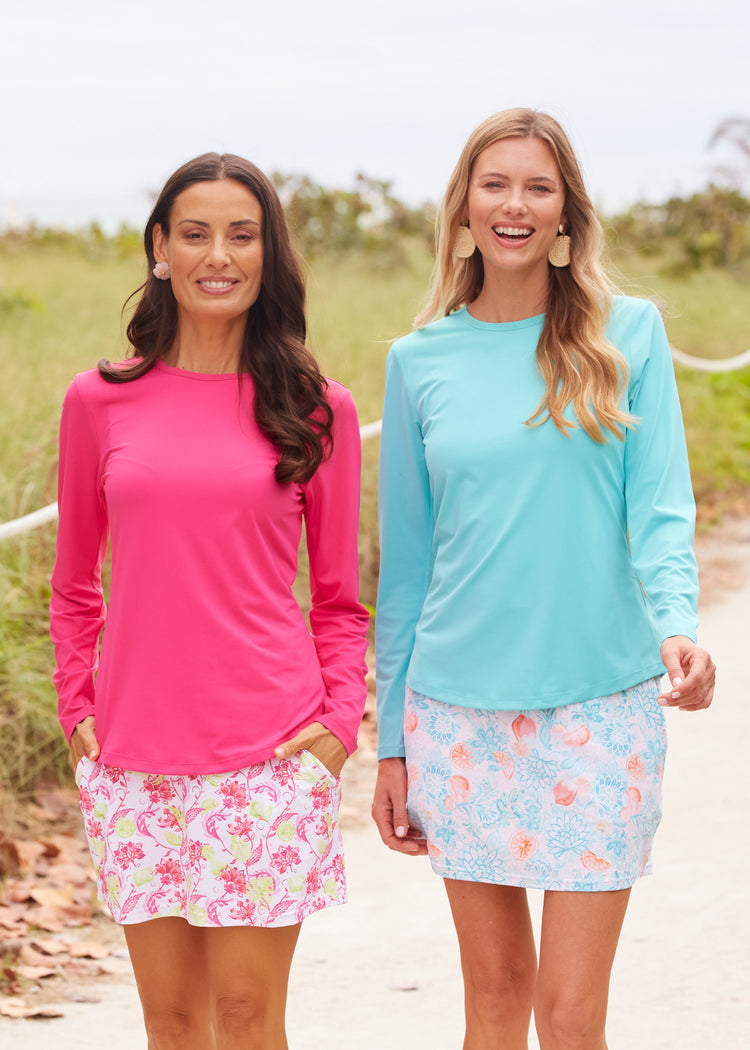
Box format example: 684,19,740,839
1,171,749,799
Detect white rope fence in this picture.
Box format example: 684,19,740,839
670,345,750,373
2,338,749,543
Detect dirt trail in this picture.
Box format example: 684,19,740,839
2,518,749,1049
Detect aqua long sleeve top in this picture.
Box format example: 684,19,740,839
375,297,698,760
51,362,370,774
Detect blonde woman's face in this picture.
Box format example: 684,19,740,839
466,137,565,282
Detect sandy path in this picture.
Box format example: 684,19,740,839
3,523,749,1048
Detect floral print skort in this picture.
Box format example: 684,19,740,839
75,750,346,927
404,678,666,891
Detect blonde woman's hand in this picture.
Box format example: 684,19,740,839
274,721,347,779
372,757,428,856
658,636,715,711
69,715,100,769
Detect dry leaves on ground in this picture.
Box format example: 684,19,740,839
0,783,120,1020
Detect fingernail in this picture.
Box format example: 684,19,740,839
672,676,683,686
657,697,668,707
395,826,407,837
671,691,681,699
89,749,97,759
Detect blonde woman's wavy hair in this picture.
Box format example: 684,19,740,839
416,108,634,442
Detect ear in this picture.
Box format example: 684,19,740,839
152,223,168,264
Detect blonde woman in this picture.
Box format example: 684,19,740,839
372,109,715,1050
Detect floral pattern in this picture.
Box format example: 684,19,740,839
405,679,666,891
75,750,345,927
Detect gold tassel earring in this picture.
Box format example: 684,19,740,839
453,225,476,259
548,225,571,267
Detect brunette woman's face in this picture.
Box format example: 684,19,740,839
152,179,264,325
466,137,565,284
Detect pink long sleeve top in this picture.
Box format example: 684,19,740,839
51,361,370,774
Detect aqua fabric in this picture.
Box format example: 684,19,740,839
375,297,698,760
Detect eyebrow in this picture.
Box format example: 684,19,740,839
476,171,558,184
177,218,261,228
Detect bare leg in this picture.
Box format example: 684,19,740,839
445,879,537,1050
124,918,215,1049
125,918,301,1049
534,889,631,1050
207,923,301,1050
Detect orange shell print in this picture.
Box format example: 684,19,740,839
552,723,591,747
445,775,471,811
620,786,642,821
553,781,577,807
512,714,536,742
626,754,646,780
510,830,538,860
493,751,515,779
449,743,475,769
581,850,612,871
511,714,536,755
404,710,419,734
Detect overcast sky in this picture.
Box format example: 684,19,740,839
3,0,749,229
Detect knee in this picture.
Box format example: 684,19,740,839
213,992,268,1039
142,1004,204,1046
535,991,607,1049
464,959,536,1022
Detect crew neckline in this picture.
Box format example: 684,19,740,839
154,359,240,381
459,305,545,331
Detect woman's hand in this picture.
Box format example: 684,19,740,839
69,715,100,769
372,757,428,856
274,721,347,779
658,636,716,711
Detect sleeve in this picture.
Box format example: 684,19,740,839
374,347,433,759
50,378,109,742
303,385,370,756
624,302,699,643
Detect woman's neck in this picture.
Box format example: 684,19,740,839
468,269,549,324
162,315,245,374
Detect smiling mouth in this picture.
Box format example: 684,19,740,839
198,279,237,289
492,225,534,241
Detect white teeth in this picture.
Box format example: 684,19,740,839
493,226,532,237
201,280,234,289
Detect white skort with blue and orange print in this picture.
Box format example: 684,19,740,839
404,678,666,891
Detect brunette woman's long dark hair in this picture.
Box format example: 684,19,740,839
98,153,333,484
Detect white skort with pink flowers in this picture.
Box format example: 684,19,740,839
404,678,666,892
75,751,345,927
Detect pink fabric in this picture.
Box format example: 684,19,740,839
51,363,369,773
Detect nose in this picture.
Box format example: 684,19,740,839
205,235,230,267
502,185,527,214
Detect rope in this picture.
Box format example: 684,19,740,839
0,501,59,541
670,345,750,373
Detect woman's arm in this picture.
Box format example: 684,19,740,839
374,346,433,760
623,301,714,709
50,377,109,747
276,384,369,769
372,347,432,854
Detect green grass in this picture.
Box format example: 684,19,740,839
608,246,750,359
0,236,748,797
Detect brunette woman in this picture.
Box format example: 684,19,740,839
52,153,369,1050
